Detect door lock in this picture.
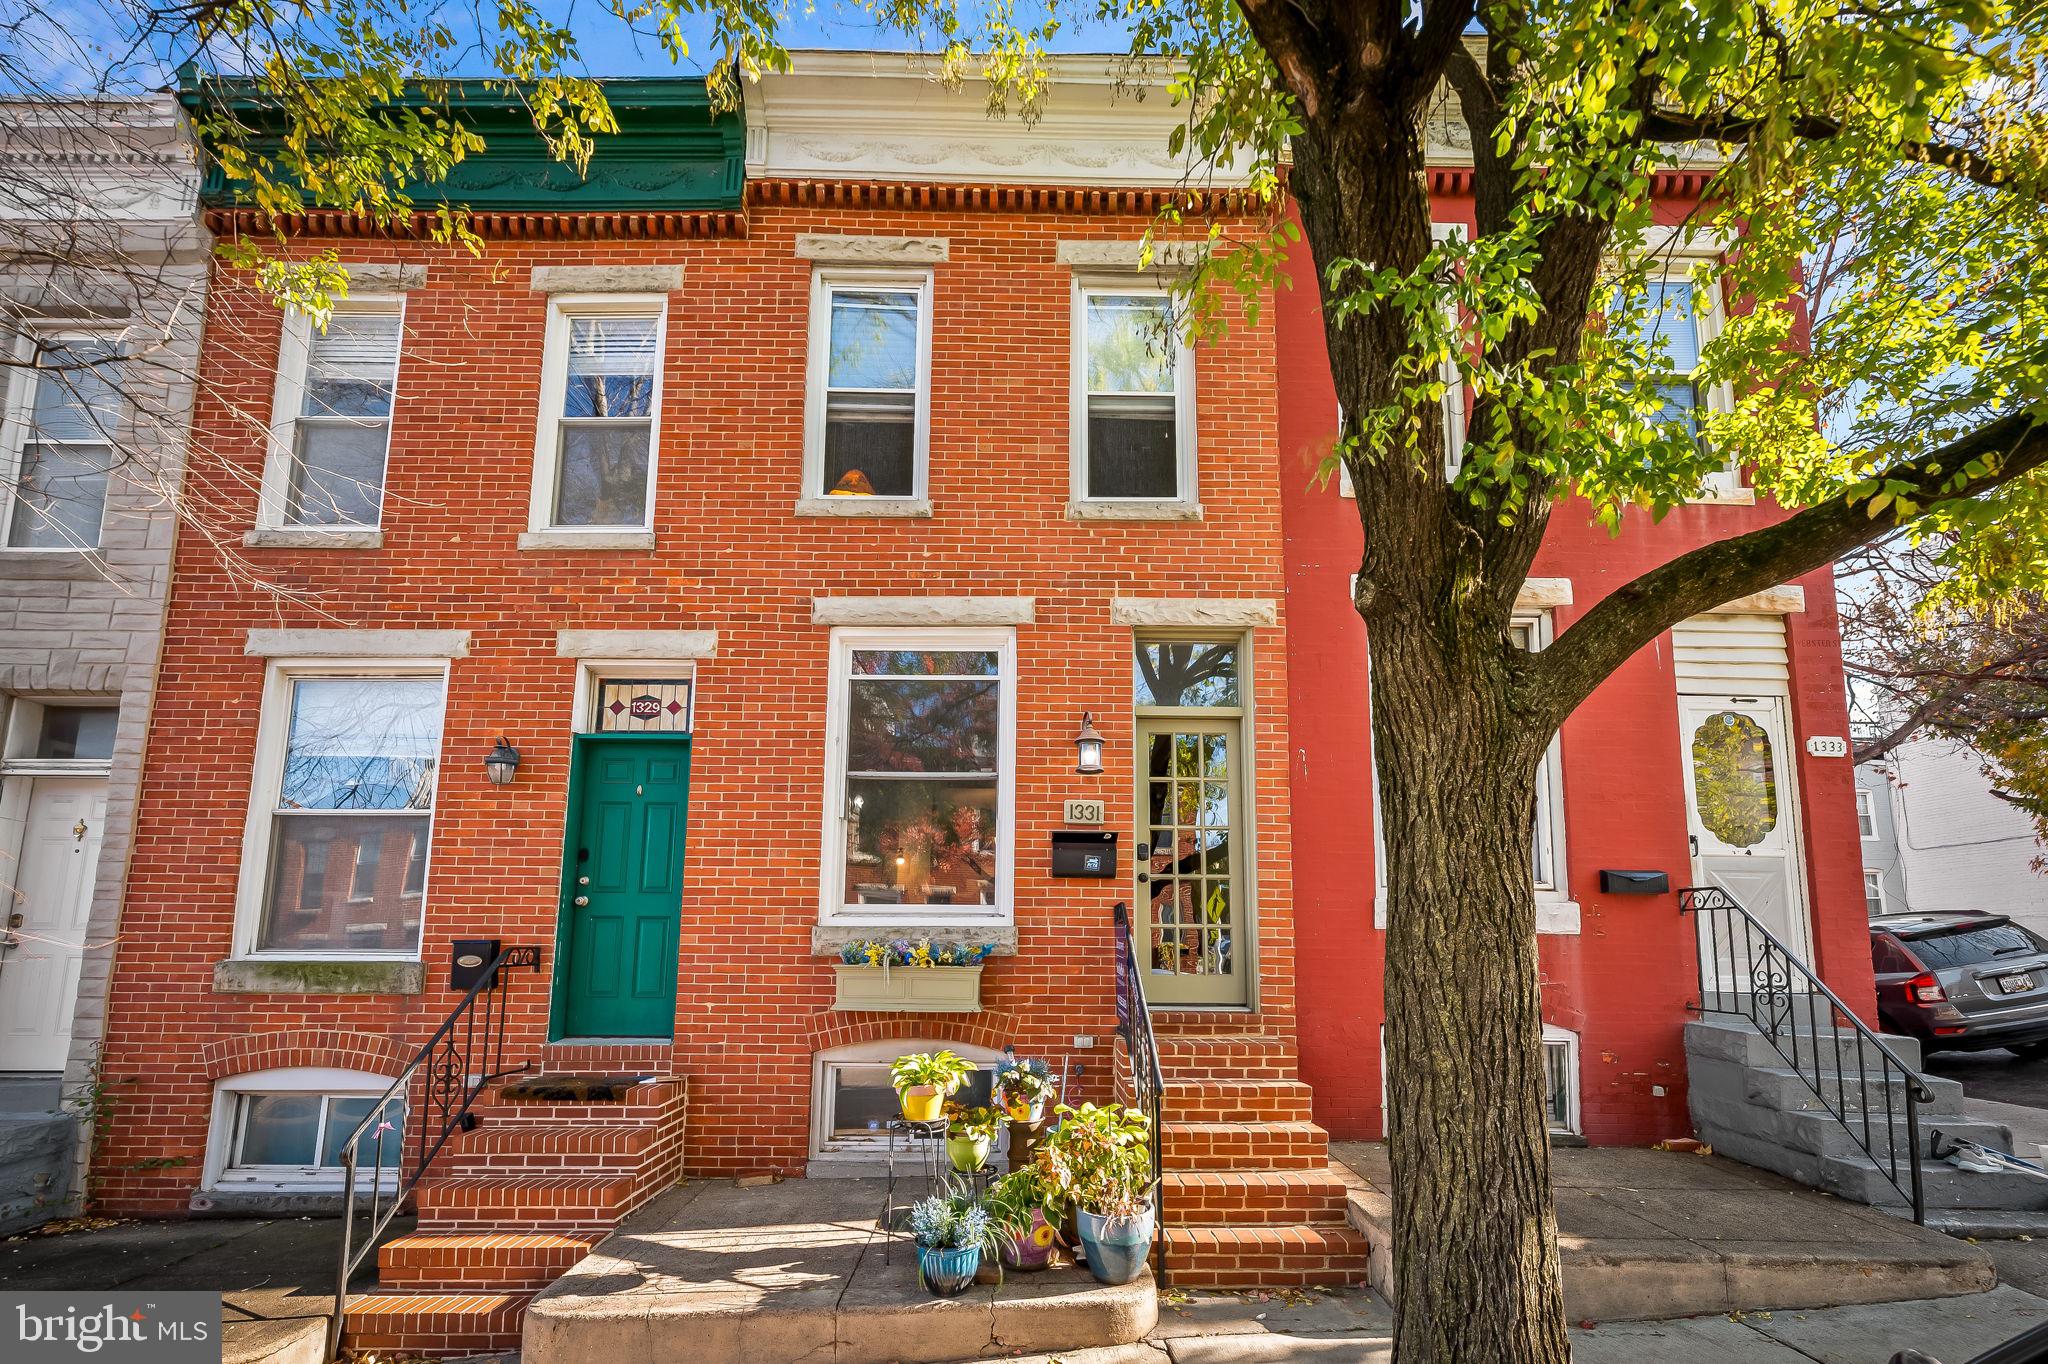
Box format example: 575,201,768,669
6,913,21,928
577,875,590,886
574,895,590,907
1136,872,1150,883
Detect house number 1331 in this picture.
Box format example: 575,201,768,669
1064,798,1105,825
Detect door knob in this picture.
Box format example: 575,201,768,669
574,895,590,906
577,875,590,885
1136,873,1150,883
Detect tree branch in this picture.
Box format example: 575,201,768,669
1531,411,2048,729
1853,686,1964,765
1401,0,1478,110
1233,0,1346,120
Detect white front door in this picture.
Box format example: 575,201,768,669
1679,695,1810,971
0,777,106,1071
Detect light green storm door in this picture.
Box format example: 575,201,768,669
553,734,690,1039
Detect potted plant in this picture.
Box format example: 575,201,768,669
833,938,997,1013
993,1056,1057,1125
890,1049,974,1123
943,1102,1001,1173
907,1185,1013,1297
984,1165,1065,1272
1035,1103,1156,1286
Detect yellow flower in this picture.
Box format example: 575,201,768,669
1031,1222,1056,1247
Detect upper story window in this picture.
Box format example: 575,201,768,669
821,630,1015,923
1071,284,1196,509
265,301,402,529
1617,258,1741,497
1,332,123,549
531,298,665,532
240,669,446,957
1857,788,1878,839
804,270,931,504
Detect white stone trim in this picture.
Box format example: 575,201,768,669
1707,586,1806,615
1066,500,1203,522
1110,598,1276,629
243,528,384,550
244,629,470,659
555,630,718,661
1537,900,1582,935
1517,577,1574,610
795,234,949,264
795,496,933,518
529,265,683,294
341,263,427,291
1056,239,1207,270
811,596,1035,627
517,530,657,552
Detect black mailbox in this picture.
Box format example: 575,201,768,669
450,939,502,991
1052,830,1118,878
1599,869,1670,896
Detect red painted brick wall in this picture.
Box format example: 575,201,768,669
94,203,1294,1211
1277,197,1875,1144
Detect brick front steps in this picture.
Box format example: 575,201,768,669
1154,1025,1373,1289
340,1074,686,1358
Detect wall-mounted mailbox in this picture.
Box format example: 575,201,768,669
1052,830,1118,878
1599,869,1670,896
450,938,502,991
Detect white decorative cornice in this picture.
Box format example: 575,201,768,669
1056,239,1208,270
245,628,470,658
556,629,718,660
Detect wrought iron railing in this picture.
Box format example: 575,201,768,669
1680,885,1929,1224
327,944,541,1359
1110,901,1167,1285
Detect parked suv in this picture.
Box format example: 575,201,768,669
1870,912,2048,1055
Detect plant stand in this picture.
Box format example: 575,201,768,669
882,1118,997,1265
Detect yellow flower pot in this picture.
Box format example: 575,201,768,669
900,1085,944,1123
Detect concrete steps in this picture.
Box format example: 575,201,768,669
340,1073,687,1359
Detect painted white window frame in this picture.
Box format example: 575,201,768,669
1339,225,1468,497
809,1038,1002,1160
1069,278,1199,510
1864,869,1886,917
1639,246,1743,501
258,296,405,531
801,266,934,506
1857,788,1878,840
817,626,1017,928
527,293,669,535
1542,1024,1582,1135
0,324,124,551
229,658,452,961
0,697,119,778
202,1066,402,1192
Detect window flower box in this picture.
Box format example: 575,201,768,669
831,938,996,1013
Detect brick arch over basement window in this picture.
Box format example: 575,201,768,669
806,1009,1024,1056
201,1028,410,1082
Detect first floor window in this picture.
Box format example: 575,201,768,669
212,1072,404,1188
537,302,664,529
1075,285,1190,501
1865,870,1886,918
4,334,122,549
276,301,402,527
826,631,1012,919
255,673,445,954
1543,1028,1580,1134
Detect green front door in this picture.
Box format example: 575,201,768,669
556,735,690,1038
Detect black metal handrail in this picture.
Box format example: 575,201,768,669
326,944,541,1360
1110,901,1167,1286
1680,885,1930,1224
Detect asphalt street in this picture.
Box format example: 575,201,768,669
1926,1048,2048,1108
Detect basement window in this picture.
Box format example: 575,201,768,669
810,1041,1000,1159
206,1068,403,1191
1543,1026,1580,1136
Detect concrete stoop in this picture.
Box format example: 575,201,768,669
0,1083,77,1235
1686,1018,2048,1214
522,1179,1156,1364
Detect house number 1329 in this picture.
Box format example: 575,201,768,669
1064,798,1105,825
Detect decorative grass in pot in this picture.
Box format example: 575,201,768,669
908,1186,1012,1298
890,1049,974,1124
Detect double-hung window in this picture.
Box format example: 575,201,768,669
266,301,402,528
804,271,931,504
1857,788,1878,839
822,630,1015,922
244,670,446,956
532,298,665,532
1,332,123,549
1619,261,1739,495
1072,284,1195,507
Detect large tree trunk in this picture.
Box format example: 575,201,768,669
1372,611,1570,1364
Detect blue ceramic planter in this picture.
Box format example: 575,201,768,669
1076,1207,1154,1286
917,1243,982,1297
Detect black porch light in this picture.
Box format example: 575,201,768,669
483,737,522,786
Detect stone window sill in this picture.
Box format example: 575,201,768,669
244,527,384,550
212,957,425,995
794,496,933,518
1066,500,1203,522
518,529,657,552
1535,899,1581,935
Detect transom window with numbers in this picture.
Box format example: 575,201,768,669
821,631,1015,923
264,300,403,529
531,299,665,532
1071,285,1196,507
240,671,447,957
1,332,124,550
804,271,931,504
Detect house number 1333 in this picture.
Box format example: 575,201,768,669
1064,798,1105,825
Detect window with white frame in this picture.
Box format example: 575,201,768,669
531,299,665,530
1616,261,1737,493
206,1068,402,1190
1072,284,1194,503
242,670,446,956
805,271,930,501
822,630,1014,921
265,301,403,528
1,332,123,549
1865,869,1886,918
1857,788,1878,839
1542,1025,1581,1135
811,1041,1000,1158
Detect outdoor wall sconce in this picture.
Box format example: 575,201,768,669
1074,712,1106,774
483,737,522,786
